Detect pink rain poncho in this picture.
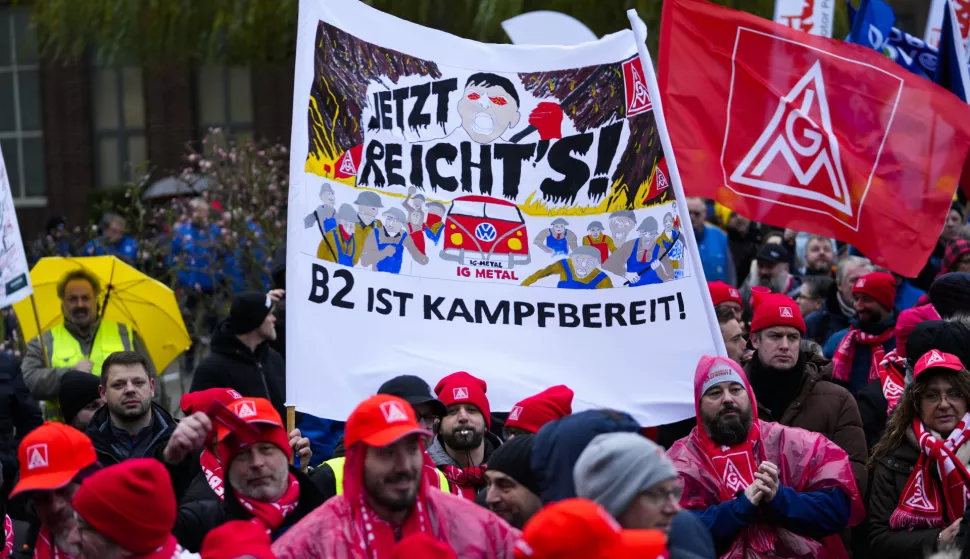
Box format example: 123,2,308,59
666,356,865,559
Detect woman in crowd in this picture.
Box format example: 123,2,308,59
868,350,970,557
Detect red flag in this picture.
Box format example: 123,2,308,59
659,0,970,276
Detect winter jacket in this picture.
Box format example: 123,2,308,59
85,402,200,500
856,378,890,450
169,221,221,292
867,435,943,557
0,354,42,500
804,285,852,345
271,486,519,559
82,235,139,264
895,280,926,312
746,353,868,497
174,466,327,552
190,322,286,421
668,509,716,559
695,224,736,285
823,315,897,394
427,431,502,497
531,409,641,504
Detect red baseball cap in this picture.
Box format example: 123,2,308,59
914,350,966,380
214,397,284,442
11,422,97,498
513,498,667,559
214,397,292,466
345,394,431,448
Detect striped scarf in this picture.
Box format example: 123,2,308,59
831,325,894,384
878,350,907,416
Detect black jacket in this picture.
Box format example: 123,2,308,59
173,466,327,552
0,354,42,500
85,402,200,501
856,377,890,450
191,322,286,420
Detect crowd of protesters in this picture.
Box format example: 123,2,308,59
0,195,963,558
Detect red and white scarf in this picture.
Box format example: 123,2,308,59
878,351,907,416
831,326,894,384
236,473,301,531
698,421,775,554
438,464,486,500
0,516,11,559
33,526,75,559
200,449,225,500
344,444,448,559
890,415,970,530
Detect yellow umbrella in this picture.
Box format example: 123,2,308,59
13,256,191,373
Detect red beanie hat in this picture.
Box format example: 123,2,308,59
435,372,491,427
895,304,941,359
852,271,897,310
750,293,806,334
708,281,742,307
201,520,275,559
504,385,574,434
391,533,457,559
72,458,177,556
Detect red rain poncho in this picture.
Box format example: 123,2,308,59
271,443,519,559
666,356,865,559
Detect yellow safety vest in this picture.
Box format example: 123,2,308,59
47,320,131,377
323,456,450,494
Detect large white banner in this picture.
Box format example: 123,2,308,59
773,0,835,37
925,0,970,50
0,147,32,308
285,0,723,426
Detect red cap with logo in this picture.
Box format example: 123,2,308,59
504,385,574,434
708,281,742,307
215,397,291,466
345,394,432,448
750,293,806,335
11,422,97,498
852,271,897,310
914,350,966,380
513,498,667,559
434,371,491,427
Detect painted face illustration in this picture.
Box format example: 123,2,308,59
588,227,602,239
611,217,635,238
339,219,356,236
458,83,521,144
384,215,404,236
572,255,599,279
664,215,674,233
552,224,566,236
358,205,379,224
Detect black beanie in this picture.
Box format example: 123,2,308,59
227,291,272,334
59,371,102,426
486,434,540,496
906,320,970,367
929,273,970,319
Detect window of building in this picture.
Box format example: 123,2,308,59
196,65,254,142
0,7,44,204
93,65,147,188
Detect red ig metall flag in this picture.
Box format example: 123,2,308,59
658,0,970,277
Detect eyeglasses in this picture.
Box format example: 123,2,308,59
641,485,684,507
416,413,439,426
923,390,964,404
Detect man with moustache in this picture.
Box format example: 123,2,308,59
824,272,898,395
271,394,519,558
11,422,100,558
666,356,864,558
740,243,801,305
22,270,152,413
428,372,503,499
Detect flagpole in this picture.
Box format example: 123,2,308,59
627,9,728,358
29,294,49,367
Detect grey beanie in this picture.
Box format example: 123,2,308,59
573,432,677,518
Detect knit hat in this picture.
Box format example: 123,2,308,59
693,356,759,432
930,272,970,319
58,371,102,427
906,321,970,367
378,375,447,418
226,291,273,334
573,433,677,519
852,271,897,311
200,520,275,559
708,281,742,307
505,386,574,434
487,434,540,496
434,372,491,427
72,458,177,556
750,293,805,334
11,422,97,497
513,498,667,559
941,239,970,276
391,533,457,559
215,397,292,467
894,305,941,359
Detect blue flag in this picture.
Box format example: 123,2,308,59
847,0,895,52
934,0,970,102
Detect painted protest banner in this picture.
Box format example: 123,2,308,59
285,0,723,426
0,147,32,307
774,0,836,38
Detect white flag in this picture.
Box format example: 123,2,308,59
0,147,33,308
773,0,835,38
